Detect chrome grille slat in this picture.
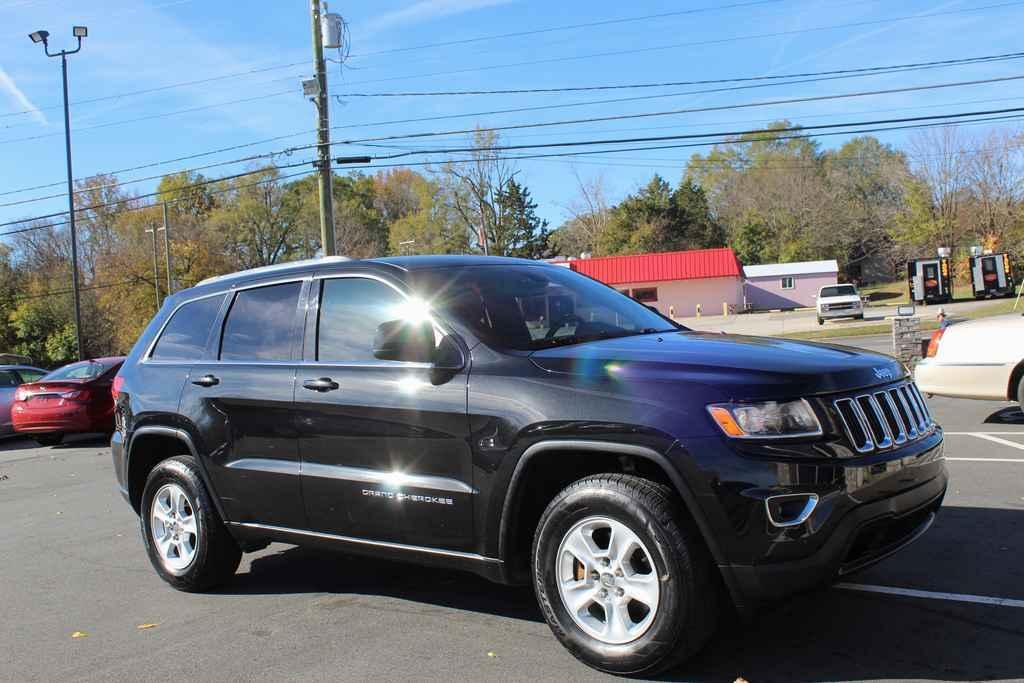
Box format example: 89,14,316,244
833,381,934,455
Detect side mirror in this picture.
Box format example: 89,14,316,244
372,319,465,371
373,319,436,363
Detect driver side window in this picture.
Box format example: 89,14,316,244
317,278,407,362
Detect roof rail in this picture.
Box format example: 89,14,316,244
195,255,351,287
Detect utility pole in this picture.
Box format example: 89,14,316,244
29,27,88,360
310,0,336,256
161,202,173,294
145,222,161,312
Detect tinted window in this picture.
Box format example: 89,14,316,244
820,285,857,298
42,359,121,381
414,266,676,351
16,369,44,383
317,278,407,362
220,282,302,361
0,370,19,387
151,295,225,361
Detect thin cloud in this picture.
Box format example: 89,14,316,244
0,67,47,125
367,0,516,32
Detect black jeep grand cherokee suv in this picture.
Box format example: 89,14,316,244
112,255,946,675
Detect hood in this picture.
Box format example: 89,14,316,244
529,331,905,399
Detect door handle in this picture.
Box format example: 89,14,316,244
191,374,220,387
303,377,339,392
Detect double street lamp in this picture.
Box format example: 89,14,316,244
28,26,88,361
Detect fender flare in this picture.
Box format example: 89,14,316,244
497,439,728,571
126,425,229,522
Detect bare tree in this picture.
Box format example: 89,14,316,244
909,126,971,251
965,128,1024,249
554,170,612,257
441,128,517,255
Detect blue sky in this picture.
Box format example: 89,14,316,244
2,0,1024,234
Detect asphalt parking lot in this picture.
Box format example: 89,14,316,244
2,341,1022,682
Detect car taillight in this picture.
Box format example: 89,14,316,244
111,375,125,400
14,387,29,401
926,328,945,358
60,389,90,402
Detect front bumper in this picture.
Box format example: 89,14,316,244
675,429,946,610
819,306,863,319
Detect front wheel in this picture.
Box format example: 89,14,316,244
532,474,717,676
1017,375,1024,414
140,455,241,592
817,317,824,326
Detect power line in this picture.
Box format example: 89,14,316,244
0,89,296,146
0,163,317,232
338,0,1024,86
327,74,1024,145
347,0,789,58
5,75,1024,209
337,51,1024,97
354,108,1024,161
6,106,1024,234
0,61,307,119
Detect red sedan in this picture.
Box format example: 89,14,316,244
12,356,125,446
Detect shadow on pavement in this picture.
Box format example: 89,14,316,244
0,436,40,452
226,505,1024,682
984,406,1024,425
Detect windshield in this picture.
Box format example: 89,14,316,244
41,359,119,382
820,285,858,298
414,265,678,351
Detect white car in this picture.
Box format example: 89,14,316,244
915,313,1024,404
816,284,864,325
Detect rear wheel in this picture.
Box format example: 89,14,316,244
34,433,63,446
140,455,241,592
1017,375,1024,413
532,474,717,676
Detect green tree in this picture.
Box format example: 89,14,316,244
495,178,550,258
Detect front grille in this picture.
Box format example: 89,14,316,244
833,381,934,454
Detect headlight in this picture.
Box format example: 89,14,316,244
707,399,822,439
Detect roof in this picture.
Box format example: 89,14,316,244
370,255,540,270
742,259,839,278
568,248,743,285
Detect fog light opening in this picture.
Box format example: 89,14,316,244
766,493,819,528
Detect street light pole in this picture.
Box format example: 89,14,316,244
30,27,87,360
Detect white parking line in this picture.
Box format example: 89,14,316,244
946,458,1024,463
944,432,1024,451
836,583,1024,608
945,431,1024,437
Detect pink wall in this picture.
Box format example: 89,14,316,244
744,272,837,310
617,277,744,318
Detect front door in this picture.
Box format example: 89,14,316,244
295,274,474,551
177,279,307,529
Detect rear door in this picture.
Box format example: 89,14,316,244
295,273,474,551
177,279,307,529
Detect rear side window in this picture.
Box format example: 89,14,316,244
220,282,302,361
151,295,225,361
16,369,44,383
0,370,19,387
317,278,406,362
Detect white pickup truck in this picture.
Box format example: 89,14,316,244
816,284,864,325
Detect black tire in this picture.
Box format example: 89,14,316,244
817,317,824,326
1017,375,1024,414
532,474,717,677
140,455,241,592
855,313,864,320
34,433,63,446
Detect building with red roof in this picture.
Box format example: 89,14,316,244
567,247,744,318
